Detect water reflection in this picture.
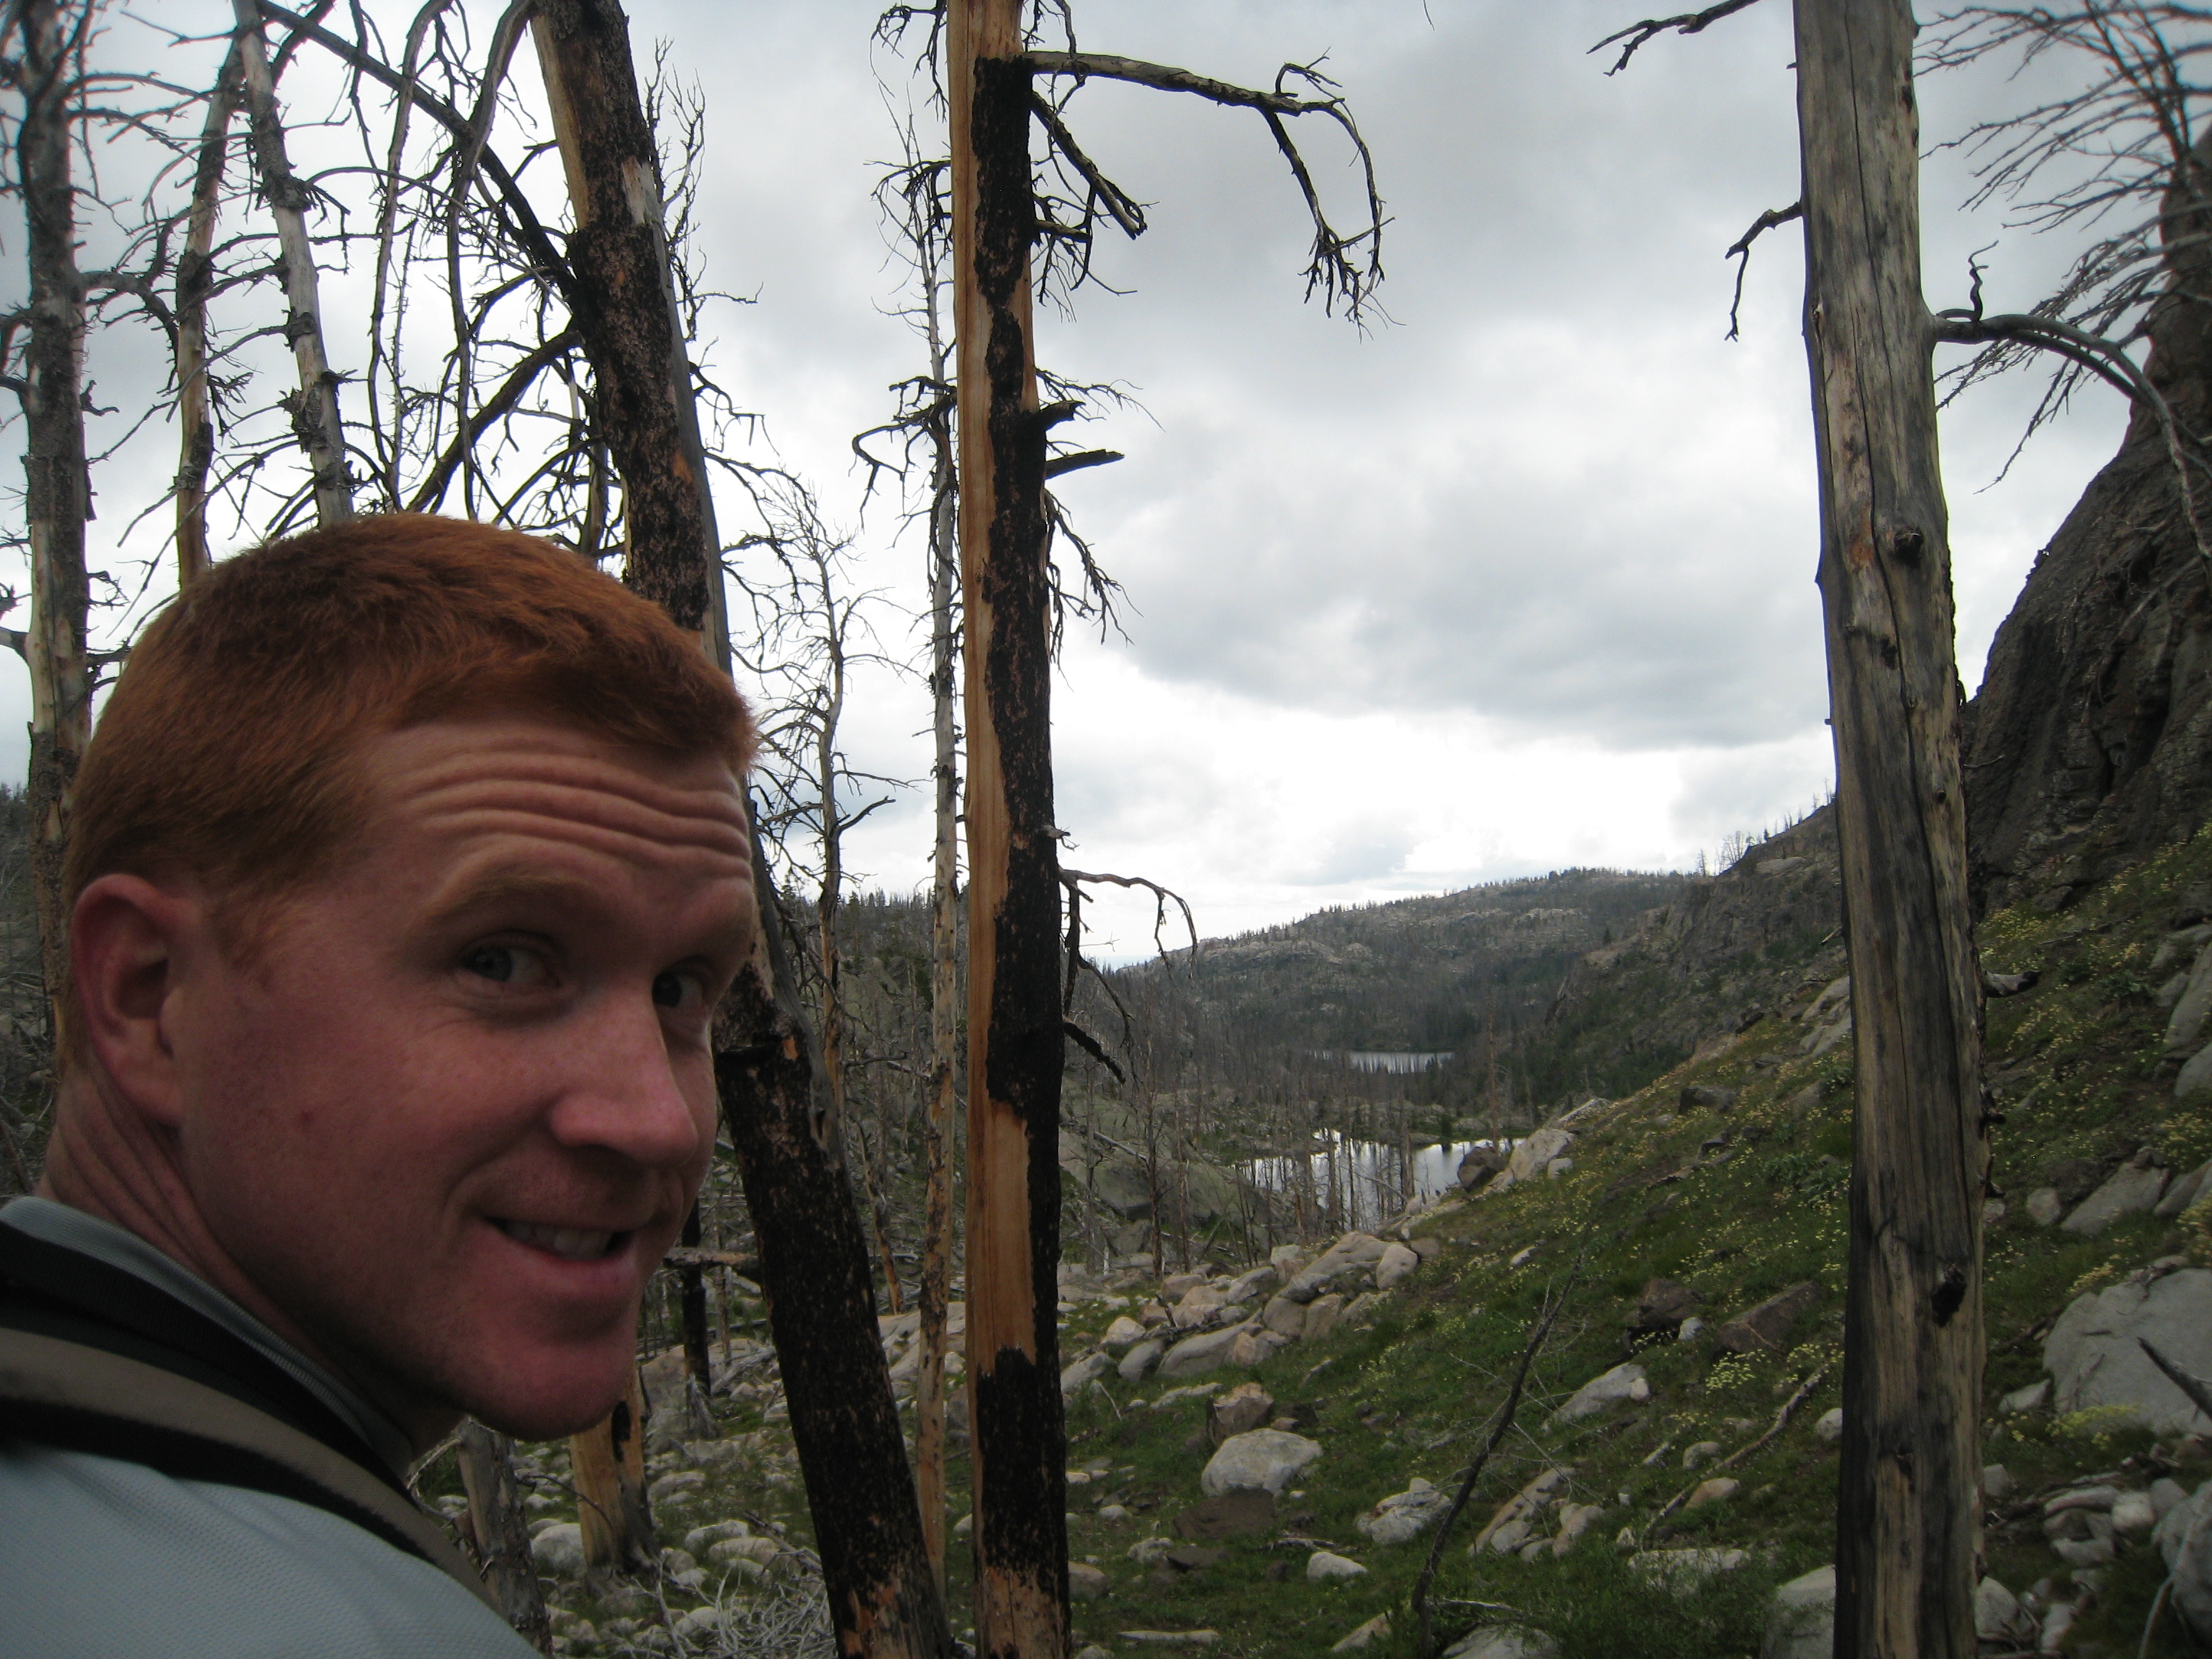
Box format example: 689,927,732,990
1338,1051,1455,1075
1243,1131,1509,1234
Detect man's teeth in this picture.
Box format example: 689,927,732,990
498,1220,617,1261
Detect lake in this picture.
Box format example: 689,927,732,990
1243,1130,1505,1235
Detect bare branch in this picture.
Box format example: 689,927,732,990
1592,0,1771,75
1724,199,1802,339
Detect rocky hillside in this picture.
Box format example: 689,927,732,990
448,814,2212,1659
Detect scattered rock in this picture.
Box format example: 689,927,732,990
1677,1317,1705,1343
1625,1278,1702,1338
1545,1158,1575,1179
1329,1614,1390,1653
1507,1128,1576,1182
1172,1286,1228,1328
1119,1339,1166,1384
2060,1147,2169,1234
1127,1536,1175,1565
2114,1491,2158,1533
2164,944,2212,1057
1713,1283,1822,1354
1173,1490,1277,1540
1550,1362,1649,1425
1457,1144,1508,1190
2175,1040,2212,1099
1100,1316,1148,1354
1999,1378,2050,1416
2157,1156,2212,1218
2026,1188,2064,1228
1685,1477,1740,1510
2044,1484,2118,1516
1306,1550,1367,1582
1228,1326,1288,1368
1474,1468,1568,1553
1682,1440,1723,1470
2045,1268,2212,1433
1974,1578,2038,1650
1160,1272,1209,1300
1063,1351,1114,1397
1440,1627,1559,1659
1761,1564,1834,1659
647,1469,704,1506
1209,1382,1275,1442
1199,1429,1323,1496
1303,1293,1346,1344
530,1522,585,1576
2155,1478,2212,1642
1223,1264,1280,1304
1259,1295,1306,1339
2154,1477,2190,1521
1814,1408,1844,1444
1550,1501,1606,1557
1679,1085,1739,1112
1983,1465,2015,1502
1285,1233,1390,1302
1159,1323,1252,1381
1630,1547,1750,1590
2044,1158,2106,1207
1507,1244,1541,1269
2051,1536,2113,1568
1375,1243,1420,1291
1069,1563,1110,1602
682,1520,750,1555
1356,1476,1452,1546
1099,1504,1130,1521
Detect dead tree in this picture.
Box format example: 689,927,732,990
5,0,95,1046
527,9,948,1655
229,0,351,524
457,1421,555,1655
1601,6,1988,1652
174,40,239,586
1799,6,1986,1654
946,10,1071,1655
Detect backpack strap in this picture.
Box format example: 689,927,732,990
0,1223,402,1493
0,1327,500,1611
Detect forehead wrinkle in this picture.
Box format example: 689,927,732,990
405,777,750,860
422,850,754,942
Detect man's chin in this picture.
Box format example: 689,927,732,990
460,1342,642,1442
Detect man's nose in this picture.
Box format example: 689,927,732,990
544,991,706,1168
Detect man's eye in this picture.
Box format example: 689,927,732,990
653,970,706,1011
462,943,551,986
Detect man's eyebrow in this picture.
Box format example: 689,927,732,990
423,865,603,930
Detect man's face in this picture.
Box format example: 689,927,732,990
166,715,754,1445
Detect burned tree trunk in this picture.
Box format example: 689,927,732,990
457,1421,555,1655
230,0,351,525
14,0,94,1043
1794,4,1986,1656
530,9,945,1654
678,1202,711,1389
948,6,1070,1658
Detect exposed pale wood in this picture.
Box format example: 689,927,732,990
17,0,94,1048
568,1367,653,1573
950,4,1071,1656
1792,4,1987,1655
175,43,240,586
457,1421,554,1654
229,0,352,525
920,234,961,1593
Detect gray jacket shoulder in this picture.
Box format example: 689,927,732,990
0,1442,538,1658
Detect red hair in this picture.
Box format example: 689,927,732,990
66,515,752,1040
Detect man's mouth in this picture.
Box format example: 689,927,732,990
495,1219,626,1262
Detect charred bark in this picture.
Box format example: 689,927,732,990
678,1201,711,1389
14,0,94,1045
569,1369,654,1573
527,0,727,661
949,6,1070,1658
717,814,950,1659
1794,4,1987,1656
531,9,945,1652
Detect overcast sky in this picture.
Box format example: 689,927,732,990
19,2,2140,955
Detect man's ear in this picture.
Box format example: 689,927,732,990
71,873,200,1130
